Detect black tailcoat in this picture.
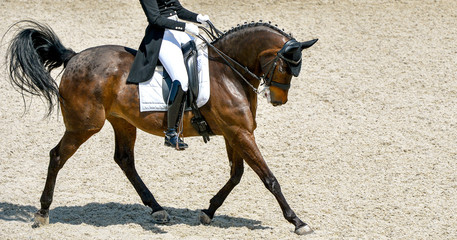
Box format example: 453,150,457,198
126,0,199,84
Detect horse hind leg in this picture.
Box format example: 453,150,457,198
33,128,100,227
108,117,169,223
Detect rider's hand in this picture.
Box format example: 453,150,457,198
185,23,199,35
197,14,210,26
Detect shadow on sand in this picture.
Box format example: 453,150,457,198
0,201,270,233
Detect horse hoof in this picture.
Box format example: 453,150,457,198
32,211,49,228
199,210,212,225
151,210,170,224
295,224,314,235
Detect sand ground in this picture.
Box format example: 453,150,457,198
1,0,456,239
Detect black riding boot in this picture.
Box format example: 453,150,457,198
165,81,188,150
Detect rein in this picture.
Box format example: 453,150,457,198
197,22,292,94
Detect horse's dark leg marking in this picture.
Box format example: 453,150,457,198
109,117,164,213
36,129,98,225
202,138,244,220
230,129,309,232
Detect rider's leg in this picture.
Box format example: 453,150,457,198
160,29,191,91
164,81,187,149
159,29,191,150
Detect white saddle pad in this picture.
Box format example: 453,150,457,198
139,38,210,112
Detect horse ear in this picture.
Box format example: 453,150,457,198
300,39,318,50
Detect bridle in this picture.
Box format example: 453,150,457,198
261,49,302,91
197,22,300,94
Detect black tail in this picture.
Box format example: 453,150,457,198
4,20,76,116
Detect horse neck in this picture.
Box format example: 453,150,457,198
213,27,288,77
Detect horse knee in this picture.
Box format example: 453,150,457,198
113,153,123,166
113,155,127,168
230,175,241,185
230,168,244,185
113,152,134,174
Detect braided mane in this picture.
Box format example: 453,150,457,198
211,21,293,44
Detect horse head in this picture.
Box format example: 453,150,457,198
261,38,318,106
208,22,318,107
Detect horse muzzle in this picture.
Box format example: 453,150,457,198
271,100,285,106
268,87,288,106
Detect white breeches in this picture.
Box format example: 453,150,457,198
159,29,192,92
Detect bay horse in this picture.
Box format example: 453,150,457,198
5,20,317,235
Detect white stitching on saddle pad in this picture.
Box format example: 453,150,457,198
138,38,210,112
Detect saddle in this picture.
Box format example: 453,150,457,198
160,40,213,143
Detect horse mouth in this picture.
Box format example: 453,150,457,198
271,101,284,106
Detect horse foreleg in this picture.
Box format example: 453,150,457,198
109,117,169,223
229,129,313,235
200,137,244,224
34,130,98,228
